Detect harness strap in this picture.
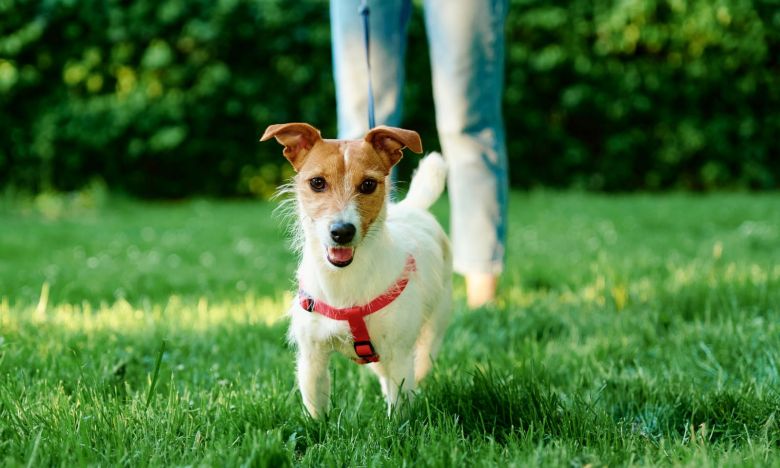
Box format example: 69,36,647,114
299,255,417,364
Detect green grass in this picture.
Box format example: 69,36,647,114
1,191,779,466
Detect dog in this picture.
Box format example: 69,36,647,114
261,123,452,418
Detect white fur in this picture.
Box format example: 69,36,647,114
286,153,452,418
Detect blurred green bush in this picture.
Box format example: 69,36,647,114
504,0,780,190
0,0,777,197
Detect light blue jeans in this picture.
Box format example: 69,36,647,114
331,0,509,275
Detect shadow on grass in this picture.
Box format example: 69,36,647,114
417,366,605,444
411,365,780,450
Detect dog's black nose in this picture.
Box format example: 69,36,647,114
330,222,356,244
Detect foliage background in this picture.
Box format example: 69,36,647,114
1,0,778,197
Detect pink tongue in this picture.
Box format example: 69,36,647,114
328,247,354,263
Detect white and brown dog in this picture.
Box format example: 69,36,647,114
261,123,452,418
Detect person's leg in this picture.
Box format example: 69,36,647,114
330,0,412,139
423,0,509,308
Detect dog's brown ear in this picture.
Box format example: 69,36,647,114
364,126,423,169
260,123,322,171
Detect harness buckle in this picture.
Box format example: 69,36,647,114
353,340,378,361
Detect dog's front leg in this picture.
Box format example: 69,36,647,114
378,353,416,415
296,344,331,418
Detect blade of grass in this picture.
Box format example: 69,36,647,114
146,340,166,408
25,429,42,468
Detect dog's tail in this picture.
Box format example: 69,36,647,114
399,152,447,211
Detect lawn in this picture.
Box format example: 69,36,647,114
1,191,778,466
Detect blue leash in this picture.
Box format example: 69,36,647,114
358,0,376,129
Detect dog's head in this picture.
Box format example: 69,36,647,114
261,122,422,268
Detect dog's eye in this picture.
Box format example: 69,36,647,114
309,177,326,192
359,179,377,194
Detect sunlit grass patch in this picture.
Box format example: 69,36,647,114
5,290,291,335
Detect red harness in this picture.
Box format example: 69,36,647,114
298,255,417,364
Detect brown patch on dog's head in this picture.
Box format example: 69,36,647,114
293,139,352,224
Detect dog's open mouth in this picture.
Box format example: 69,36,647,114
327,246,354,267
